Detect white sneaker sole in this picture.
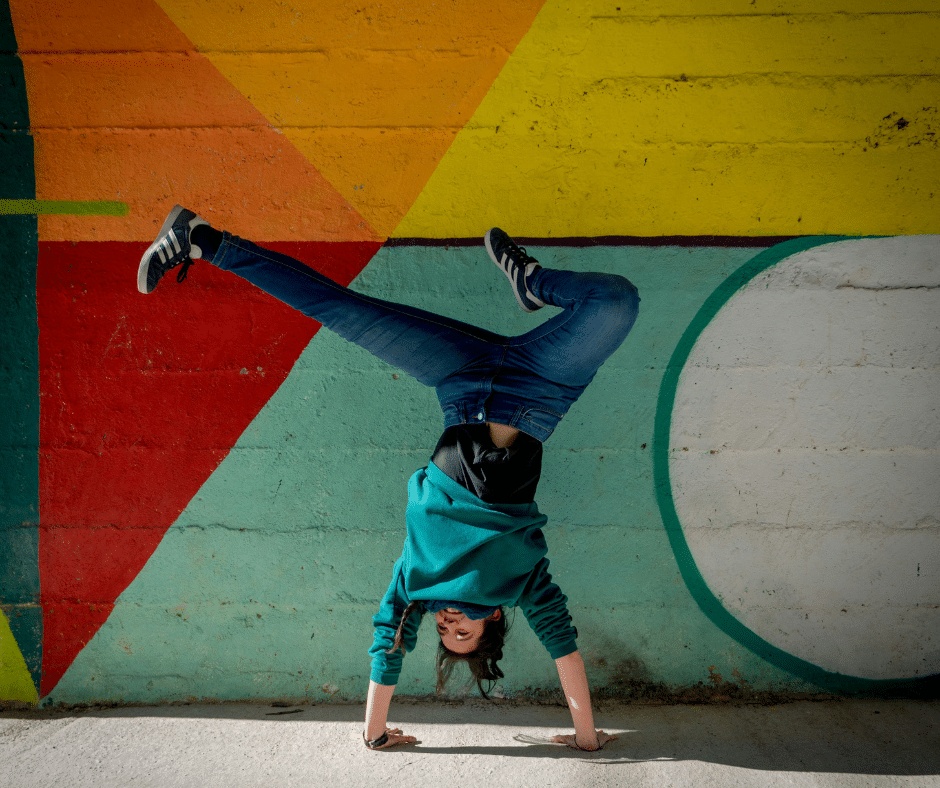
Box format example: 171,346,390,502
137,204,186,294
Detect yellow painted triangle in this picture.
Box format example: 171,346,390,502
397,0,940,238
0,610,39,705
155,0,545,238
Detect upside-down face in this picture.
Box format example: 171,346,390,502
434,608,502,653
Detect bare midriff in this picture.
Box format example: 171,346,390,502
487,422,520,448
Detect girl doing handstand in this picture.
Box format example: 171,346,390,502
138,206,640,751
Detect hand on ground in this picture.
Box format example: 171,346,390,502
551,730,617,751
368,727,418,750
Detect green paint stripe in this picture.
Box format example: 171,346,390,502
652,235,937,696
0,199,128,216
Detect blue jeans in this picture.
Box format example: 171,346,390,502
209,234,640,441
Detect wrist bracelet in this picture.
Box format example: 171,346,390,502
363,731,390,750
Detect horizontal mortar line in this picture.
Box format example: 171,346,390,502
221,446,446,454
467,137,934,148
685,520,940,530
670,446,940,455
590,10,940,18
11,58,939,83
334,597,381,606
545,448,633,454
10,48,194,55
170,522,387,533
10,46,511,56
36,524,183,531
10,66,938,80
38,368,281,375
216,451,637,462
35,525,390,536
23,124,469,132
157,603,324,610
685,358,940,364
223,439,627,448
677,364,940,371
835,284,940,291
11,56,938,79
18,114,939,133
20,128,926,148
98,674,195,681
106,671,318,679
588,72,940,82
553,522,663,530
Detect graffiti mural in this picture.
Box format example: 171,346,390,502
1,0,937,705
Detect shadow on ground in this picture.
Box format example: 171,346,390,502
3,699,937,777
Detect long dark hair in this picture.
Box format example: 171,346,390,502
387,600,424,655
386,602,509,698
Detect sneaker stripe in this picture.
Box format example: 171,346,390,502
485,227,544,313
138,204,203,294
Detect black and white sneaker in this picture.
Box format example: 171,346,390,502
137,205,209,294
484,228,545,313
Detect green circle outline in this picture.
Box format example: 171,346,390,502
652,235,937,695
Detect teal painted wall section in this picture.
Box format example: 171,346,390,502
0,0,41,696
46,242,822,704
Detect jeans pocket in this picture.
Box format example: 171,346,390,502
517,406,564,437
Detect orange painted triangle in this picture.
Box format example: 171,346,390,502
156,0,547,237
11,0,380,243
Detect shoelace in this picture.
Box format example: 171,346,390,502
176,256,195,283
507,241,537,268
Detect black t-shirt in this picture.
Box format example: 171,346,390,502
430,424,542,504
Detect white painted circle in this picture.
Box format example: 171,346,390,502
670,236,940,680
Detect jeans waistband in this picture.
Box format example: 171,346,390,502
437,394,568,442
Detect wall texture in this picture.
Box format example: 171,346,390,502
1,0,937,706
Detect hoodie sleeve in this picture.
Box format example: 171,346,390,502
517,557,578,660
368,560,422,685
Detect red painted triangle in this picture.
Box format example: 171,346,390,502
38,240,381,695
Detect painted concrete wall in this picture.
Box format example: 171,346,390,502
1,0,937,706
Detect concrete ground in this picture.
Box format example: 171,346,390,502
1,699,938,788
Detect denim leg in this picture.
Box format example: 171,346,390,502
507,268,640,388
210,233,505,387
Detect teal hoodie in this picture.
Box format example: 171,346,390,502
369,461,577,685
